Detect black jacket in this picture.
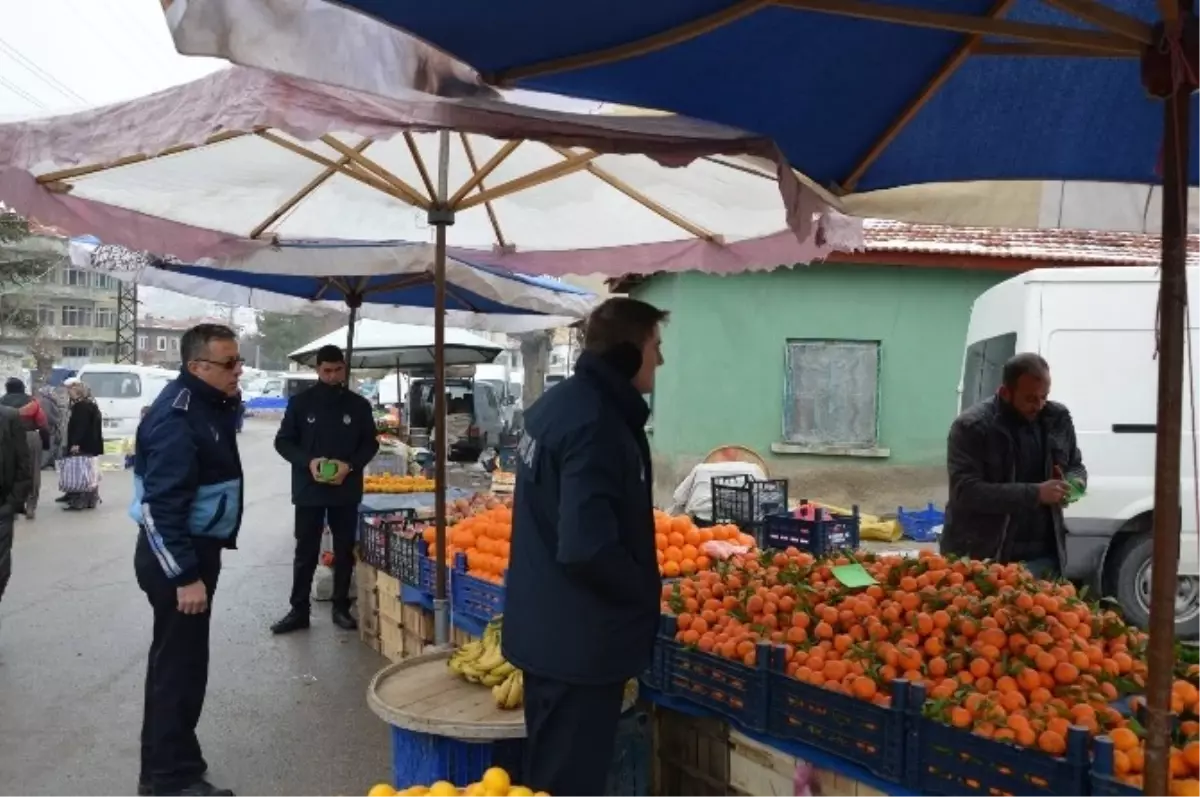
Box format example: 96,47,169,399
942,396,1087,569
67,400,104,457
275,382,379,507
0,406,32,518
502,351,660,685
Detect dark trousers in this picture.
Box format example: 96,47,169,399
522,674,625,796
290,504,357,613
135,533,222,792
0,514,12,604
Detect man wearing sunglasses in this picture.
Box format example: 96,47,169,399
131,323,244,797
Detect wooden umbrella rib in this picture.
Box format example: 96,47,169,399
1038,0,1153,43
773,0,1141,54
249,138,374,239
36,129,253,184
840,0,1016,193
458,133,509,249
454,151,601,211
973,41,1137,56
320,134,431,209
256,131,424,208
448,140,522,207
551,146,718,241
489,0,770,84
404,132,437,200
363,272,432,296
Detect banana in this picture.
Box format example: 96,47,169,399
489,661,515,679
492,673,514,706
474,644,506,673
503,671,523,710
481,669,507,687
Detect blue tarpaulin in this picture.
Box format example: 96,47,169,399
332,0,1199,191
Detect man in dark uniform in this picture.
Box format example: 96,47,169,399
271,345,379,634
943,352,1087,578
0,402,33,626
502,298,667,796
132,324,244,796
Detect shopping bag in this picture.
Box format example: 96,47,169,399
58,456,99,493
312,527,334,602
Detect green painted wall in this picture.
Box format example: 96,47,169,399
632,264,1007,469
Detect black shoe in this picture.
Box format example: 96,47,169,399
270,609,310,635
54,494,68,503
331,608,358,631
157,779,234,796
137,781,150,796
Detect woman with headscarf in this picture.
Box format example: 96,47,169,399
62,379,104,510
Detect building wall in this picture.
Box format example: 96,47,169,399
631,264,1007,513
0,265,120,367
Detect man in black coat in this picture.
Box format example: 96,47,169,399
943,352,1087,578
272,345,379,633
0,404,33,616
502,298,666,796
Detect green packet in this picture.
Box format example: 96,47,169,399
318,459,339,481
1065,477,1086,505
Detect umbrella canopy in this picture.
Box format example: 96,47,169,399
290,319,503,370
0,67,859,279
66,236,595,333
325,0,1199,236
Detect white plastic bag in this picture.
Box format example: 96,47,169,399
312,527,334,602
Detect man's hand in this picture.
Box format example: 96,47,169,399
330,461,352,485
1037,480,1071,506
309,458,324,481
176,580,208,614
69,445,79,455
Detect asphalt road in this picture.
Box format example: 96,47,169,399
0,418,392,796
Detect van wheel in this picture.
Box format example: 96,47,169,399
1111,533,1200,640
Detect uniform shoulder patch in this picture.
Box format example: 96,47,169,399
171,388,191,412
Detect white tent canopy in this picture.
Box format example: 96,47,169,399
290,319,504,370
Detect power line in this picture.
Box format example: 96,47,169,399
0,37,89,105
0,76,47,110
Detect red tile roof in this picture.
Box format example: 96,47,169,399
859,219,1200,266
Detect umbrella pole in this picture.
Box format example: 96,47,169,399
345,300,359,384
430,130,455,647
1141,11,1195,794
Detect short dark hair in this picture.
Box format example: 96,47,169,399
316,345,345,365
4,377,24,394
180,323,237,364
582,297,668,355
1002,353,1050,389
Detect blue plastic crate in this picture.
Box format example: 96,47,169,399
710,474,789,539
766,647,909,784
896,503,944,543
1090,736,1143,796
904,684,1089,796
415,538,448,601
641,639,669,691
451,552,506,627
390,726,523,788
658,614,771,731
762,503,860,556
607,711,652,796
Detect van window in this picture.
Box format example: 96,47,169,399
961,333,1016,412
83,372,142,399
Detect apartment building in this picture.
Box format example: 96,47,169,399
0,263,121,368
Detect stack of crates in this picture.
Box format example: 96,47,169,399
356,560,380,653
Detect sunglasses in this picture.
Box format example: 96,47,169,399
194,356,245,371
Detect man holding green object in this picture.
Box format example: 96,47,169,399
944,353,1087,579
272,344,379,634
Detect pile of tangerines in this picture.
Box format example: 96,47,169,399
653,510,756,577
420,503,512,584
662,547,1200,792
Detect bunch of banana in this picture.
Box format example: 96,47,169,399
492,669,523,711
446,616,518,694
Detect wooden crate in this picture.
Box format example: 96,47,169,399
729,730,797,796
402,603,435,643
810,767,889,796
356,560,378,592
377,572,403,623
452,625,478,647
652,706,729,796
380,616,430,662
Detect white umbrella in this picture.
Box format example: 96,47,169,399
289,319,503,370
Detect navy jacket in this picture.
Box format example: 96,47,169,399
274,382,379,507
501,351,660,685
129,370,244,586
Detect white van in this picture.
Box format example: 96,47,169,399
961,266,1199,638
78,364,176,440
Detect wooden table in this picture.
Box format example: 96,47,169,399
367,650,525,741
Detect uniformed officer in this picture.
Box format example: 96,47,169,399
502,298,667,796
271,345,379,634
132,323,244,797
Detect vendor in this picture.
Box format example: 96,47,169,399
271,345,379,634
